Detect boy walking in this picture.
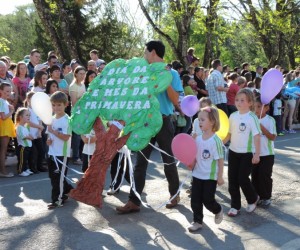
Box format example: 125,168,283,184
46,91,73,209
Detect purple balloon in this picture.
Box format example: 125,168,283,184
181,95,199,117
261,69,283,104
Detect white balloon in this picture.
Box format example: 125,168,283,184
31,92,53,125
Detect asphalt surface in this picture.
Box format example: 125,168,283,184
0,132,299,250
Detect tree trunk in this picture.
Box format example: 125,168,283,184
32,0,67,60
69,118,129,208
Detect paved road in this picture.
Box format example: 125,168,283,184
0,133,299,250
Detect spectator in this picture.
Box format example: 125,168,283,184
206,59,229,115
12,61,31,109
27,49,41,79
84,70,97,90
65,59,80,85
87,60,98,73
241,62,250,76
89,49,105,68
194,67,208,100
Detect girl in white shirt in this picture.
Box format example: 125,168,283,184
253,97,276,206
187,106,224,232
224,88,261,217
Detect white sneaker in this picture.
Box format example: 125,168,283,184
215,207,223,224
19,171,30,177
246,196,260,213
188,222,202,232
26,169,34,175
228,208,240,217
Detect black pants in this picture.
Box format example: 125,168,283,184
48,156,73,203
251,155,274,200
110,152,130,190
273,115,282,134
29,138,45,172
216,103,229,116
17,145,32,174
191,178,221,224
82,153,90,173
129,116,179,206
228,150,258,210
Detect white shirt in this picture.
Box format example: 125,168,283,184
229,111,261,153
82,129,96,155
260,115,276,156
193,134,224,180
273,99,282,116
29,108,40,139
48,114,72,157
191,118,203,137
0,98,9,116
16,125,32,147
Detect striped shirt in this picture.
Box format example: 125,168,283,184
16,125,32,147
229,111,261,153
193,134,224,180
260,115,276,156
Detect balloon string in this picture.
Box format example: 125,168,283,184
259,104,264,120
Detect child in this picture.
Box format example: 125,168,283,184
191,97,212,139
45,79,59,96
272,93,284,136
15,107,34,177
25,91,47,173
32,71,48,92
0,82,16,177
46,91,73,209
187,106,224,232
224,88,261,217
187,66,195,79
253,97,276,206
81,129,96,173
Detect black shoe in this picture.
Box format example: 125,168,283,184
47,201,63,209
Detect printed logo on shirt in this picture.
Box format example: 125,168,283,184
239,122,246,132
202,149,211,160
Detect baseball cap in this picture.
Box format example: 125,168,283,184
34,64,47,72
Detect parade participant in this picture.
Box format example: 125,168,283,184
116,40,182,214
187,106,224,232
253,97,276,207
46,91,73,209
224,88,261,217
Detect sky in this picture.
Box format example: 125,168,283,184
0,0,33,15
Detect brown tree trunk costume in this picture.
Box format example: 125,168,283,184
69,118,129,207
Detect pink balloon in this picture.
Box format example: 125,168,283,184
261,69,283,104
171,133,197,169
181,95,199,117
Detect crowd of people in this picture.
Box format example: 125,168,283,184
0,41,299,232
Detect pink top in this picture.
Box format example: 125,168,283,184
227,83,240,105
12,77,31,104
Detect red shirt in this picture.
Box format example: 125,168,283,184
227,83,240,105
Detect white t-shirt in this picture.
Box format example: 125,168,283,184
32,86,45,92
229,111,261,153
16,125,32,147
191,118,203,137
82,129,96,155
0,98,9,116
29,107,40,139
260,115,276,156
273,99,282,116
48,114,72,157
193,134,224,180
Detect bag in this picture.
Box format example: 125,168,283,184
177,115,186,127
